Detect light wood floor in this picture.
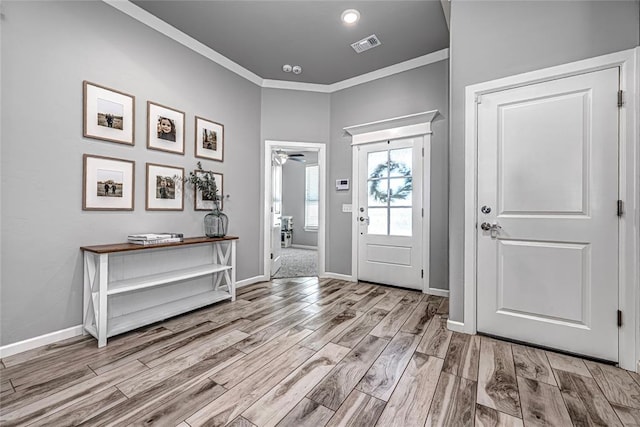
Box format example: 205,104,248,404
2,277,640,426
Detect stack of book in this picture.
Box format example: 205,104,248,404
127,233,184,245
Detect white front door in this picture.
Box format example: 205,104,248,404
357,138,423,290
476,67,620,361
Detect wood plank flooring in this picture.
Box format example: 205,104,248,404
1,277,639,426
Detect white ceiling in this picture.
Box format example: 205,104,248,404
130,1,450,85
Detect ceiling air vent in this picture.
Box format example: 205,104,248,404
351,34,381,53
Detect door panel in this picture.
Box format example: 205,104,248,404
497,240,589,325
357,138,423,290
270,161,282,276
366,245,412,265
477,67,619,361
500,92,589,215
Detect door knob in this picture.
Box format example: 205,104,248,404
480,222,501,230
359,216,370,225
480,222,502,237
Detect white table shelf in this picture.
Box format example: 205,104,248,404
85,290,232,338
108,264,232,296
81,236,237,347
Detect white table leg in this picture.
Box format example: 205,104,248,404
97,254,108,347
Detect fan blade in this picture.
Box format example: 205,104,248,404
289,157,306,163
288,153,305,157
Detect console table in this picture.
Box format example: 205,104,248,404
81,236,237,347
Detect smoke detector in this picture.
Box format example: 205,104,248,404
351,34,381,53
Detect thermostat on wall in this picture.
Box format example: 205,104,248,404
336,179,350,191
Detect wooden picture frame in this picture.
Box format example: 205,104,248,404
194,171,224,211
147,101,186,155
83,81,135,145
83,154,135,210
146,163,184,211
195,116,224,162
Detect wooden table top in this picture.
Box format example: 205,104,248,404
81,236,239,254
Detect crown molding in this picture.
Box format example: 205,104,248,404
344,110,440,145
328,48,449,93
104,1,449,93
344,110,440,137
263,48,449,93
261,79,332,93
103,0,263,86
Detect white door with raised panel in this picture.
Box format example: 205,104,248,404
357,138,423,290
477,67,619,361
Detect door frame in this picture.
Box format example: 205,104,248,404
344,110,439,293
263,140,327,279
461,48,639,371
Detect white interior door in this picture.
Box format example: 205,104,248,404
476,67,620,361
270,160,282,276
357,138,423,290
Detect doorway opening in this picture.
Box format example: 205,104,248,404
263,140,326,280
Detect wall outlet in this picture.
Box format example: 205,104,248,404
342,204,352,213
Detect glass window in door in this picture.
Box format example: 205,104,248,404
366,147,413,236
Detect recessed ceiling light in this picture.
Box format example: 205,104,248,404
292,66,302,75
341,9,360,25
282,64,292,73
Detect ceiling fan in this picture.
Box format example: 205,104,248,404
273,150,305,165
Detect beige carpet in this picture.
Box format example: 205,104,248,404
272,247,318,278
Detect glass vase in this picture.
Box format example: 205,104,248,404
204,203,228,238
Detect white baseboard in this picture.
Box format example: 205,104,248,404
425,287,450,297
236,275,269,288
290,244,318,250
0,325,84,359
321,272,356,282
447,319,466,333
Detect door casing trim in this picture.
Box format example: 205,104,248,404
345,111,439,291
463,48,639,370
263,140,327,281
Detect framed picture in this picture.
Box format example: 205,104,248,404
83,154,134,211
146,163,184,211
195,116,224,162
83,81,135,145
194,171,224,211
147,101,185,154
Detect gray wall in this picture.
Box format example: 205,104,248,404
282,152,319,247
329,61,450,289
260,88,329,269
261,89,330,144
1,1,262,345
448,0,640,322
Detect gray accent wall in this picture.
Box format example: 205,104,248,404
1,1,262,345
282,152,319,247
448,0,640,322
329,62,450,289
260,89,331,143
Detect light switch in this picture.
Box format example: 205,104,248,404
342,204,352,213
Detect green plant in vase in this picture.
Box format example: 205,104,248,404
182,162,228,238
